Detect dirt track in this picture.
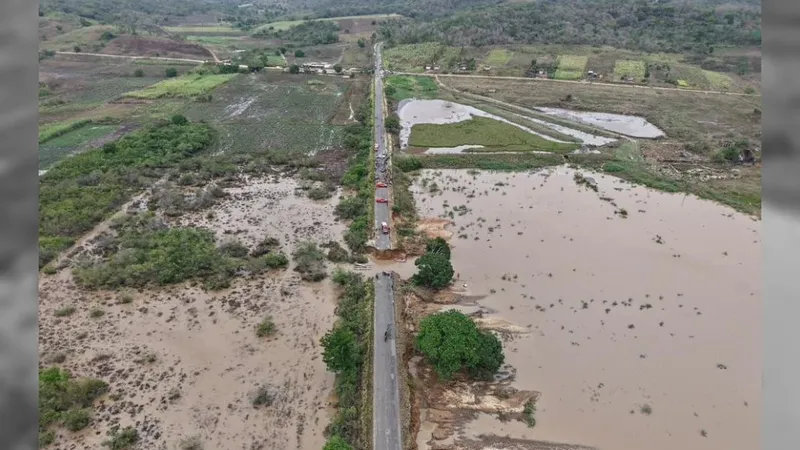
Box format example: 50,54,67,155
393,71,759,97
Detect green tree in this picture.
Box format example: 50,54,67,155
170,114,187,126
294,49,305,57
425,237,450,260
385,115,400,133
321,327,360,374
73,45,81,53
357,38,366,48
289,64,300,74
165,67,178,78
323,436,353,450
412,252,453,289
417,310,504,380
133,69,144,77
333,64,343,74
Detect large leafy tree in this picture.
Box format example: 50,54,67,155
417,310,504,380
412,252,453,289
320,327,360,374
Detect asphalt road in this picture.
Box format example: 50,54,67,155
373,272,402,450
373,43,391,251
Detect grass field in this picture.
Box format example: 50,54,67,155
254,14,401,32
181,72,351,156
185,35,241,44
383,43,463,72
39,124,118,169
385,75,438,102
554,55,588,80
39,119,94,143
40,24,115,52
409,116,579,153
484,49,514,67
122,74,237,99
164,25,241,34
702,69,734,90
613,60,647,80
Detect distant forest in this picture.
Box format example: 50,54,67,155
377,0,762,54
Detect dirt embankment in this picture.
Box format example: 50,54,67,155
38,174,348,450
102,36,213,60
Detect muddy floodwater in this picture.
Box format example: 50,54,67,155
536,107,665,138
410,167,760,450
397,99,569,150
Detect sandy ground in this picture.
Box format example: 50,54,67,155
408,167,760,450
38,175,350,450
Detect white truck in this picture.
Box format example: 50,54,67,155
380,222,390,234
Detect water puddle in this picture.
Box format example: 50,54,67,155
397,99,570,150
536,107,665,138
410,167,760,450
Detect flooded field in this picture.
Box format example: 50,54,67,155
409,168,760,450
38,175,347,450
535,107,664,138
397,99,569,151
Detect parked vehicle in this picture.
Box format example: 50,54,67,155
381,222,390,234
376,198,388,203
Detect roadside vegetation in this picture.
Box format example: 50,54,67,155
384,75,438,102
336,100,374,254
321,270,374,450
411,238,454,290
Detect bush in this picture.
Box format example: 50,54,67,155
425,237,451,260
417,310,504,380
412,252,454,289
133,69,144,77
251,236,281,257
292,242,327,281
73,45,81,53
39,367,108,442
218,239,249,258
263,252,289,269
294,49,305,57
308,185,333,200
323,435,353,450
325,241,351,263
165,67,178,78
289,64,300,74
333,64,343,74
102,427,139,450
395,156,423,172
256,315,276,337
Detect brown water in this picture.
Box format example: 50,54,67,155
410,167,761,450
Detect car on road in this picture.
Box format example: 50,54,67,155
381,222,390,234
376,182,388,188
376,198,388,204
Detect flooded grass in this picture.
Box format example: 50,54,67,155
410,167,760,450
410,116,579,153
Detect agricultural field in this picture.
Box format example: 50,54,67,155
383,43,464,72
385,75,438,102
483,48,514,67
181,72,361,156
163,24,243,35
255,13,401,33
38,56,196,123
39,24,116,53
554,54,588,80
122,73,237,99
409,116,579,153
613,59,647,81
39,123,120,170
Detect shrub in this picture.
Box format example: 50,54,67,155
133,69,144,77
412,252,454,289
425,237,450,260
417,310,504,380
308,185,333,200
294,49,305,57
292,242,327,281
171,114,188,125
323,435,353,450
333,64,343,74
289,64,300,74
325,241,350,263
218,239,249,258
165,67,178,78
102,427,139,450
54,306,76,317
395,156,423,172
251,236,280,257
39,367,108,442
73,45,81,53
63,408,91,431
263,252,289,269
256,316,276,337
